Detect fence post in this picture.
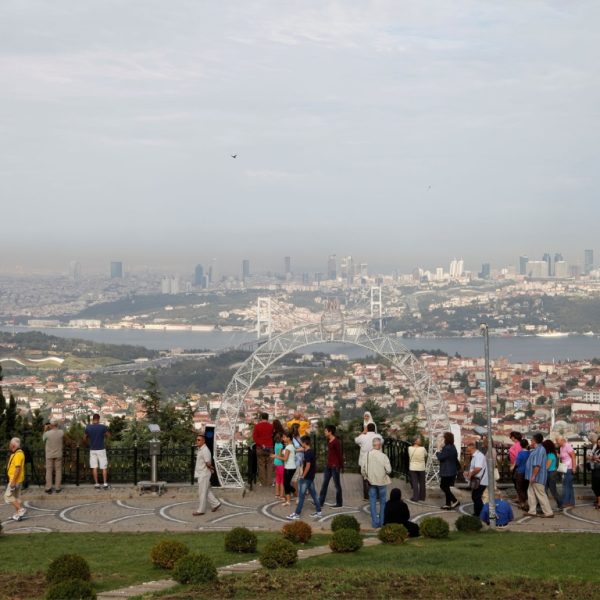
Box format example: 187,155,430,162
75,446,80,487
133,443,138,485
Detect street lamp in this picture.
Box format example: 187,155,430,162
480,323,497,529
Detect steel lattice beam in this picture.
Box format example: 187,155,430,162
214,322,451,488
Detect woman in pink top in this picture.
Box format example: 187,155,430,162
509,431,523,465
556,435,576,507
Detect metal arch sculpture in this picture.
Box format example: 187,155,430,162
214,321,450,489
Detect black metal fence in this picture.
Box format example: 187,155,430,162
1,440,594,488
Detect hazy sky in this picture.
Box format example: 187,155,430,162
1,1,599,275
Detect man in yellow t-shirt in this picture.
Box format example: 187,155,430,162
286,413,310,436
5,437,27,521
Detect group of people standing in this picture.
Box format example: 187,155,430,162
509,431,579,516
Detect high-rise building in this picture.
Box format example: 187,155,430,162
584,249,594,275
242,259,250,280
110,261,123,279
435,267,444,281
527,260,546,278
518,255,528,276
554,261,569,279
194,264,205,288
327,255,337,280
542,253,552,277
284,256,291,275
301,272,310,286
340,255,355,283
69,261,82,282
359,263,368,279
449,258,464,279
479,263,491,280
161,276,180,294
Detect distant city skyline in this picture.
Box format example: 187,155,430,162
2,2,599,272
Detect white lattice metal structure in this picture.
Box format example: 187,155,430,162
214,318,450,489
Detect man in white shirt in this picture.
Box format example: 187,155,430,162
193,433,221,516
355,423,383,500
362,438,392,528
466,443,488,517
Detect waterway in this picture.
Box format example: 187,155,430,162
3,326,600,362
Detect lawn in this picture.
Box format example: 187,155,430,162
2,530,599,600
0,531,329,599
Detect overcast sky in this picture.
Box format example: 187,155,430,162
1,1,599,275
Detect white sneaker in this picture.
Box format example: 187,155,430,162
17,508,26,517
310,511,323,518
12,513,23,521
286,513,299,520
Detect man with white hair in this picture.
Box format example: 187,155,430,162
362,437,392,529
43,419,64,494
5,438,27,521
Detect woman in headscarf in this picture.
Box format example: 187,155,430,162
383,488,419,537
363,411,377,433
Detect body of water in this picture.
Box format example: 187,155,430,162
2,326,600,362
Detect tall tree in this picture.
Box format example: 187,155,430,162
5,393,17,438
140,374,162,423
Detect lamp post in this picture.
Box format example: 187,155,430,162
480,323,496,529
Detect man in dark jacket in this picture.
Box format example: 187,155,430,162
318,425,344,508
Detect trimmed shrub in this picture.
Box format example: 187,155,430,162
420,517,450,539
46,554,91,585
150,540,190,570
225,527,258,553
329,528,363,553
45,579,96,600
455,514,483,533
259,538,298,569
330,514,360,532
378,523,409,544
172,553,217,585
281,520,312,544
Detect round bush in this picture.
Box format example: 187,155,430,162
150,540,190,570
329,528,363,553
281,520,312,544
330,514,360,532
45,579,96,600
46,554,91,585
378,523,409,544
44,579,96,600
224,527,258,553
420,516,450,539
259,538,298,569
455,514,483,533
172,553,217,584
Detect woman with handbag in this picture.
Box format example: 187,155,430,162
556,435,576,508
542,439,563,510
408,436,427,502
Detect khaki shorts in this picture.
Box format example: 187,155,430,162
90,449,108,469
4,484,21,504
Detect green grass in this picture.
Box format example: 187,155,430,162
297,530,600,582
0,531,328,598
2,530,600,600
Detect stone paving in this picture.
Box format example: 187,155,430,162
1,474,598,535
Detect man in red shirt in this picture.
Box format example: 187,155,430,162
318,424,344,508
252,412,273,486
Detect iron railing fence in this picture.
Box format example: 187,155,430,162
0,441,593,488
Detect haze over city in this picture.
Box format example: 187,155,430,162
2,0,599,274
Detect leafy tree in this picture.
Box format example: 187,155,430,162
536,395,547,405
108,416,127,442
5,393,17,438
140,374,162,423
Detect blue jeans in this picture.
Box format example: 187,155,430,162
295,478,321,515
561,469,575,506
368,484,387,528
319,466,343,507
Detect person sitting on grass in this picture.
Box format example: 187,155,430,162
383,487,419,537
480,490,514,529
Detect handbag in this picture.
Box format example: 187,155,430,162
557,462,568,474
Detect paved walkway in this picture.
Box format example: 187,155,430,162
1,474,598,534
